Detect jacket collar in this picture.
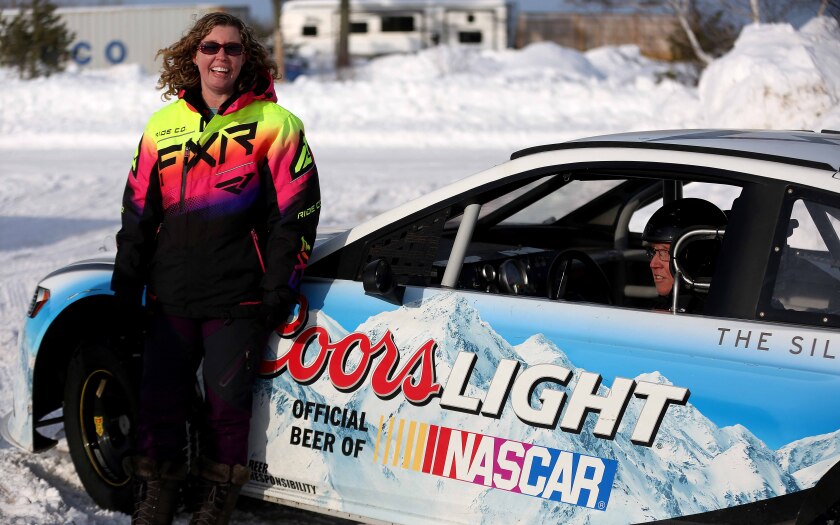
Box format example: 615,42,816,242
178,70,278,119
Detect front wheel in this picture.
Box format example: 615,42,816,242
64,340,139,513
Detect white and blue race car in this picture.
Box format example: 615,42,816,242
3,129,840,524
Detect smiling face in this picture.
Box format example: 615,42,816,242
193,25,245,108
649,242,674,297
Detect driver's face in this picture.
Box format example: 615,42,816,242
649,242,674,296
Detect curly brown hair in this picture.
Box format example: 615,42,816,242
156,12,278,100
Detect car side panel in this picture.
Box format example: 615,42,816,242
246,279,840,524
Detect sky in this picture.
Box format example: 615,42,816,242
0,13,839,525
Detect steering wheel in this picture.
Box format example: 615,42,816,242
546,249,613,304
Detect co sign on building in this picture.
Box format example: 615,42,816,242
71,40,127,65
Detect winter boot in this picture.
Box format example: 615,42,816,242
188,456,250,525
125,455,188,525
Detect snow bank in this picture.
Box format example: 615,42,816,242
698,17,840,130
0,63,163,150
2,18,838,152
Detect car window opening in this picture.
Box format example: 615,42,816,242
770,197,840,323
430,172,742,315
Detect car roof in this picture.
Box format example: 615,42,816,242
513,129,840,172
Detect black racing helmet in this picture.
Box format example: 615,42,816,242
642,198,727,244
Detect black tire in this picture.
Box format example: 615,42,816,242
64,339,139,513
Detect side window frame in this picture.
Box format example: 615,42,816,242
757,185,840,328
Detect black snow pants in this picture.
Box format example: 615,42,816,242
136,311,268,466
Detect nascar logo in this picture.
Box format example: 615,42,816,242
373,417,616,511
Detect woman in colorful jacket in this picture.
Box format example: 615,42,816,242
110,11,320,525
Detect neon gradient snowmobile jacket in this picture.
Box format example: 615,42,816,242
112,75,320,318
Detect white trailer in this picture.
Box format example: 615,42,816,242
2,4,248,73
282,0,510,60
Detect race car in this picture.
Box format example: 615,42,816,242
3,129,840,524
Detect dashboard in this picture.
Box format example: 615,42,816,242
448,245,557,297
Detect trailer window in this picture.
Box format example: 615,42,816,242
381,16,415,32
459,31,482,44
350,22,368,33
302,26,317,37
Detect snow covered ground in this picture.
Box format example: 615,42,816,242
0,16,838,524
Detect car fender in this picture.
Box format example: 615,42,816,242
3,259,116,452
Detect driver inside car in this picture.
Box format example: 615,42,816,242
642,198,727,314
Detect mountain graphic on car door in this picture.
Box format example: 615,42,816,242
247,288,840,524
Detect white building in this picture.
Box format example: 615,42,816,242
282,0,511,60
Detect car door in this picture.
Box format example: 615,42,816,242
243,171,840,524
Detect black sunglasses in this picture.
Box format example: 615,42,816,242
198,42,245,56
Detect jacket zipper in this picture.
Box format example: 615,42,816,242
251,229,266,273
180,143,191,211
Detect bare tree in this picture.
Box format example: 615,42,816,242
749,0,760,22
721,0,838,25
272,0,285,82
336,0,350,72
568,0,739,65
665,0,714,64
818,0,840,17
